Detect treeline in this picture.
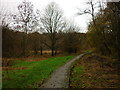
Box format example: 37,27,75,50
1,1,86,57
2,0,120,60
2,26,85,57
86,2,120,59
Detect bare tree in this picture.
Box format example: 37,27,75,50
0,7,12,28
77,0,101,29
13,0,37,56
40,2,66,56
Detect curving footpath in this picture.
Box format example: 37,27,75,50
40,53,86,88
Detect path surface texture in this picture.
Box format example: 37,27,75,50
40,53,86,88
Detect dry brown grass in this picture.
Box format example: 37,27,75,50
1,67,27,71
70,54,120,88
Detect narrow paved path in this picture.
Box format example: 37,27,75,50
40,53,86,88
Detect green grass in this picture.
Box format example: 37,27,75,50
70,65,85,88
3,56,75,88
73,66,84,74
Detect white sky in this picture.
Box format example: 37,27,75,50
0,0,102,33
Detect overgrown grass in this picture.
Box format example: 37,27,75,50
69,54,120,88
3,56,75,88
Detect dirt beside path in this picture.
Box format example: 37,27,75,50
40,53,85,88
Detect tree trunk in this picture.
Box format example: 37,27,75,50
23,24,27,57
34,49,38,55
74,48,77,53
51,48,54,56
40,47,43,56
22,34,26,56
55,49,57,55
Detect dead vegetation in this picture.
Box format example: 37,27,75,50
1,67,27,71
70,54,120,88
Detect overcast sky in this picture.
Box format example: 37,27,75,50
0,0,103,33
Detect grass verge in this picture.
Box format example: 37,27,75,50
2,56,75,88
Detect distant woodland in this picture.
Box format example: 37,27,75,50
1,1,120,61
